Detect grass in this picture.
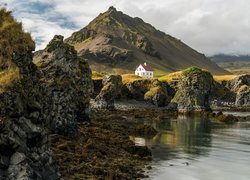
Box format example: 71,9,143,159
121,74,142,84
0,68,20,93
213,75,239,82
158,71,182,83
92,71,103,80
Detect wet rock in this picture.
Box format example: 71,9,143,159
34,35,93,135
217,114,239,124
171,67,214,113
95,75,122,109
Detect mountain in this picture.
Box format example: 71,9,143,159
210,54,250,62
65,6,228,75
210,54,250,74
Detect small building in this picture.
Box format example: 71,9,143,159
135,62,154,78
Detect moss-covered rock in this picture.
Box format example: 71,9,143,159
171,67,214,113
95,75,122,109
122,78,173,107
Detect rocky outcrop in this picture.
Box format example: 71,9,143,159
171,67,214,113
95,75,122,109
0,9,59,179
227,75,250,106
235,85,250,106
227,75,250,92
135,34,161,58
122,79,173,106
33,35,93,135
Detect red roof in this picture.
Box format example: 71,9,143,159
141,63,153,71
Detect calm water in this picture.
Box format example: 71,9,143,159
134,115,250,180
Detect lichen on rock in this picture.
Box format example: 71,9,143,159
171,67,214,113
95,75,122,109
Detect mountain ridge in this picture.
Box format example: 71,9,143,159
65,6,228,75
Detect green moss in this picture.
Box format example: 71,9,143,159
0,68,21,93
183,66,203,76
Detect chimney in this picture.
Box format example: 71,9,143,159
144,62,147,66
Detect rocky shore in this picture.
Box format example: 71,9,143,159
1,8,249,180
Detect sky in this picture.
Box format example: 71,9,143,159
2,0,250,56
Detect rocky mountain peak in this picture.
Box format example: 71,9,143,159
65,8,228,75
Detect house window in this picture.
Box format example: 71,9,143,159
137,73,139,75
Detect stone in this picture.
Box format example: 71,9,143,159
95,75,122,109
227,75,250,107
34,35,93,135
171,67,214,113
0,10,59,179
10,152,26,165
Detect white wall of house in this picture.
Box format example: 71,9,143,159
135,65,154,78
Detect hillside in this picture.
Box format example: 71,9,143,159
211,54,250,74
65,6,228,75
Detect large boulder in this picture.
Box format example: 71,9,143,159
33,35,93,136
0,9,59,179
95,75,122,109
227,75,250,107
227,75,250,92
122,78,173,106
144,82,172,107
235,85,250,106
171,67,214,113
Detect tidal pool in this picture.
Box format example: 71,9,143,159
135,115,250,180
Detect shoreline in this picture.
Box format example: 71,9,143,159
51,101,249,179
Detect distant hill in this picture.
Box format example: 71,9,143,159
210,54,250,62
65,6,228,75
210,54,250,75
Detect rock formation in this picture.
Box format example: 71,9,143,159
95,75,122,109
0,9,59,179
171,67,214,113
33,35,93,135
122,78,173,106
227,75,250,106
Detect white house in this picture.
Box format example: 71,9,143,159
135,62,154,78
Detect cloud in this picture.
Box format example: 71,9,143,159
3,0,250,55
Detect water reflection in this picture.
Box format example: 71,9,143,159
151,116,212,161
130,116,213,161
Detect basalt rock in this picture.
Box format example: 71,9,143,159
0,9,59,179
122,79,173,106
33,35,93,136
235,85,250,106
227,75,250,107
171,67,214,113
95,75,122,109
